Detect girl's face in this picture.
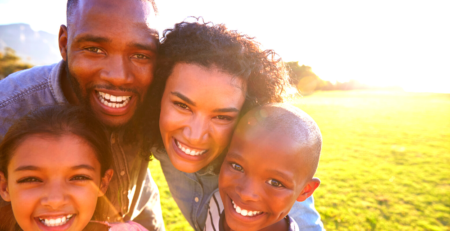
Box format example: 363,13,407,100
159,63,246,173
0,134,112,231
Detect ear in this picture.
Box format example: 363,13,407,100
0,172,11,202
98,169,114,197
58,25,69,61
296,178,320,202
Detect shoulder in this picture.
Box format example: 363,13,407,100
287,215,300,231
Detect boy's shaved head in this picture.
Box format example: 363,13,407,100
234,103,322,178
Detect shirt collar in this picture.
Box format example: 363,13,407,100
49,60,68,104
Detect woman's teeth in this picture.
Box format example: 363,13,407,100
176,140,207,156
232,200,263,217
97,91,131,108
38,214,73,227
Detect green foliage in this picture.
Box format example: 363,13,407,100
150,91,450,230
0,47,33,80
285,61,323,95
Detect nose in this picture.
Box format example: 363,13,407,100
183,114,209,144
41,180,68,209
100,55,133,86
235,177,260,202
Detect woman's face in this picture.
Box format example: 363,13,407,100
0,134,112,231
159,63,246,173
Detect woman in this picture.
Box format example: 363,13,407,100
146,19,323,231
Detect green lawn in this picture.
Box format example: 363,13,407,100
149,90,450,230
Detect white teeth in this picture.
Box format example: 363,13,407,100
175,140,207,156
231,200,262,217
97,91,131,108
39,214,74,227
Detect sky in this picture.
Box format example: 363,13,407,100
1,0,449,93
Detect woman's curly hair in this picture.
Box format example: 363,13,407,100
144,18,290,150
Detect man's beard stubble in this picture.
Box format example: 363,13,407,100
63,60,146,137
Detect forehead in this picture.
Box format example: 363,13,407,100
8,134,100,171
166,63,246,107
69,0,157,43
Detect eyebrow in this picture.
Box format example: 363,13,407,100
127,42,157,53
171,91,240,113
74,35,112,44
14,165,40,172
71,165,96,171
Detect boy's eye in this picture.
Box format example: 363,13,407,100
174,102,190,110
267,179,284,188
132,54,149,59
214,115,233,121
17,177,42,184
231,163,244,172
71,175,92,181
85,47,104,54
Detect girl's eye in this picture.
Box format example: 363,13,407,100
85,47,104,54
17,177,41,184
71,175,92,181
214,115,233,121
267,179,284,188
231,163,244,172
174,102,190,110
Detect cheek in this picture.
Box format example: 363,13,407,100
8,186,39,228
213,125,236,149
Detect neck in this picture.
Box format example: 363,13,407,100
60,63,79,105
223,216,288,231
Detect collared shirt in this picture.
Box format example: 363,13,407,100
153,148,324,231
0,62,164,231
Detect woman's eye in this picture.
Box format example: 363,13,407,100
267,179,284,188
85,47,104,54
17,177,41,184
174,102,190,110
215,115,233,121
231,163,244,172
71,175,92,181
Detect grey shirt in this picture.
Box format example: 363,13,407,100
0,62,164,230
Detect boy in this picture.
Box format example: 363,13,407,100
205,103,322,231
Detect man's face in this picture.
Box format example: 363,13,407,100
60,0,158,127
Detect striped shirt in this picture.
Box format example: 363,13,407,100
204,191,299,231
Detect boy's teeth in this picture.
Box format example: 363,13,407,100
231,200,262,217
39,214,73,227
175,140,207,156
97,91,131,108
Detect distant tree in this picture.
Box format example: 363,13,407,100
285,61,324,95
0,47,33,80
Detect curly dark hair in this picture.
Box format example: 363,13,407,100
144,18,290,149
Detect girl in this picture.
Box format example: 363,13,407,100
0,106,145,231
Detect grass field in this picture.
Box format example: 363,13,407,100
149,90,450,231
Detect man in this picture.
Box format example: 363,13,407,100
0,0,163,230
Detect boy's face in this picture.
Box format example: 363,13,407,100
219,128,316,231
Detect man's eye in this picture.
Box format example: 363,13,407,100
174,102,190,110
231,163,244,172
17,177,41,184
267,179,284,188
132,54,149,59
71,175,92,181
85,47,104,54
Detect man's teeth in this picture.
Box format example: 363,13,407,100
38,214,73,227
232,200,262,217
97,91,131,108
176,140,207,156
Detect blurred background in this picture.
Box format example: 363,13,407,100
1,0,449,230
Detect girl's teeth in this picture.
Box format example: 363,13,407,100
40,214,73,227
176,140,206,156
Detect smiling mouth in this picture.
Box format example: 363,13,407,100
38,214,74,227
175,139,208,156
96,91,131,108
231,200,263,217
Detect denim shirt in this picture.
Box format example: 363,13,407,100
153,148,325,231
0,62,165,230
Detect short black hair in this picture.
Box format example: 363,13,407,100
66,0,158,25
237,103,322,178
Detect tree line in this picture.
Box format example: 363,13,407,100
0,47,33,80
